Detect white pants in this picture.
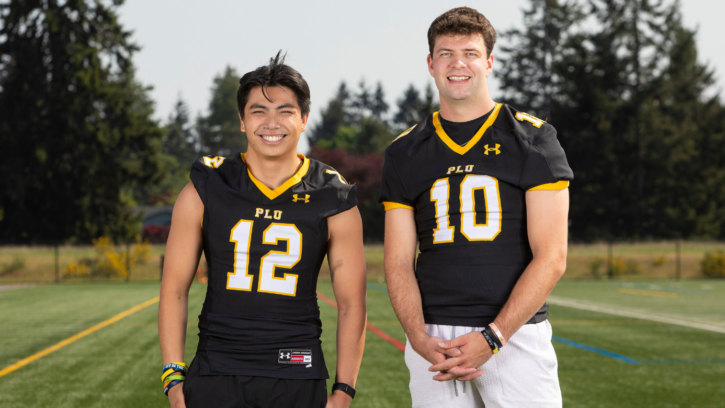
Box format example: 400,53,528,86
405,321,562,408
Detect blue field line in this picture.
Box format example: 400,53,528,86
551,336,639,364
367,283,389,294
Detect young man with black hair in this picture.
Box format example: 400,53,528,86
380,7,572,408
159,52,366,408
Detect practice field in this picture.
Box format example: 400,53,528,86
0,279,724,407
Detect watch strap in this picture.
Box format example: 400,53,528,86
332,382,356,399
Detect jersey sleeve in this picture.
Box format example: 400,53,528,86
378,150,414,211
518,126,573,191
325,167,358,217
189,156,216,206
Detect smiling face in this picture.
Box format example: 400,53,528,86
427,33,494,105
240,85,308,160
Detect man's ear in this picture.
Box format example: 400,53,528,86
239,112,246,133
301,113,310,131
486,52,494,77
427,54,434,77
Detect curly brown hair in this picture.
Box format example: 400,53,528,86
427,7,497,57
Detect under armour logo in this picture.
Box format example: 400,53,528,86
280,352,291,359
484,144,501,155
292,194,310,203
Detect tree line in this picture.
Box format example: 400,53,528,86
1,0,723,244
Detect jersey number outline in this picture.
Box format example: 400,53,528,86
227,221,302,296
430,175,502,243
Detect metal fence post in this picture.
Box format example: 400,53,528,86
607,240,613,279
675,240,681,280
55,244,60,283
126,243,131,282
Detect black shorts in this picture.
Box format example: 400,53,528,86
182,358,327,408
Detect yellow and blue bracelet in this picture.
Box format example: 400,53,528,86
161,362,187,395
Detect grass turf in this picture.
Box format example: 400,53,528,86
0,280,724,407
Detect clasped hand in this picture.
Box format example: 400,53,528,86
416,332,493,382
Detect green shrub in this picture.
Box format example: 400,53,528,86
652,255,666,267
607,257,641,277
589,257,605,279
702,251,725,278
0,256,25,276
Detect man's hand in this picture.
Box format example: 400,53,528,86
428,331,490,381
167,382,186,408
326,390,353,408
411,334,457,366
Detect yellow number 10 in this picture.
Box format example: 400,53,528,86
430,175,502,243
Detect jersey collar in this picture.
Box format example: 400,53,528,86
240,153,310,200
432,103,502,155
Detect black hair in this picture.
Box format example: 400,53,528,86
236,51,311,118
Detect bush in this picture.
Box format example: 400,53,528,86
589,257,605,279
652,255,666,267
607,257,641,277
62,236,152,279
1,256,25,276
702,251,725,278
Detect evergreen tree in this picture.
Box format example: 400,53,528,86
309,81,350,146
371,81,389,120
197,66,246,157
496,0,584,118
394,84,423,129
0,0,164,243
501,0,725,239
164,97,197,166
418,83,440,121
350,79,373,121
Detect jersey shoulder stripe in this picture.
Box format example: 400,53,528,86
392,125,416,143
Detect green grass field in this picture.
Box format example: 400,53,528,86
1,278,724,407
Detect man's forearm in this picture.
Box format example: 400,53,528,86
335,303,366,387
493,255,566,341
158,289,189,364
386,263,428,346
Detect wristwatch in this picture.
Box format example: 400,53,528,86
332,382,356,399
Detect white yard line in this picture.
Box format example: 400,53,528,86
547,296,725,334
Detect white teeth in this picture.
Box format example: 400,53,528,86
449,76,470,81
262,135,284,142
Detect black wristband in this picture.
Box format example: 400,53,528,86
480,329,499,354
485,325,503,349
332,382,356,399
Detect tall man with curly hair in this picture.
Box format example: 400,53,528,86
381,7,573,408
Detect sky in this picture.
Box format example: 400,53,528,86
118,0,725,151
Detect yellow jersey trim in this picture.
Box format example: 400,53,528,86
432,103,502,155
241,153,310,200
383,202,414,211
528,180,570,191
393,126,416,142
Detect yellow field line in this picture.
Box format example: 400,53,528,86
0,296,159,378
617,288,677,298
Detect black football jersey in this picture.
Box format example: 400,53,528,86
189,153,356,379
379,103,573,327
